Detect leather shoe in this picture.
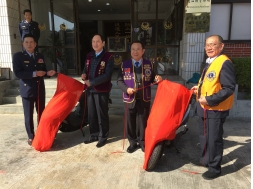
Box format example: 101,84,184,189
96,140,107,148
190,160,208,167
127,144,140,153
84,136,98,144
28,139,33,146
202,170,221,180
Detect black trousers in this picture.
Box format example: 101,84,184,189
87,92,109,142
126,99,150,147
198,116,226,173
77,91,88,121
22,97,45,139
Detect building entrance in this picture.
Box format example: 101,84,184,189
30,0,183,75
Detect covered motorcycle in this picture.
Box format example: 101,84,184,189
143,80,192,170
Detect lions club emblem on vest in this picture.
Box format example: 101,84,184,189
206,71,216,81
100,61,105,69
145,69,151,76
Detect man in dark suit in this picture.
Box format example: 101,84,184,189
19,9,40,51
191,35,236,179
13,34,56,145
117,41,162,153
81,34,114,148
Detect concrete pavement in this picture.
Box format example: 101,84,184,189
0,114,251,189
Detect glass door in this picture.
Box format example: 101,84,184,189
131,0,181,75
30,0,79,74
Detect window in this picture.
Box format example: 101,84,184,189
231,3,251,40
206,4,230,40
206,2,251,41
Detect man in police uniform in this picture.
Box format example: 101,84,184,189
19,9,40,51
117,41,162,153
13,34,56,145
81,34,114,148
191,35,236,179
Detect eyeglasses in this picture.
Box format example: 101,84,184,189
205,43,221,48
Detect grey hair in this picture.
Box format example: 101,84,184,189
206,35,224,43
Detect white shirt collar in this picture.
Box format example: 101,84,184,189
132,59,142,65
95,49,103,57
26,51,34,57
206,55,218,64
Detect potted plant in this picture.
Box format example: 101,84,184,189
156,48,172,75
41,31,66,73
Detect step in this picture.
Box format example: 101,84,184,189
1,76,185,114
0,98,156,115
0,76,7,81
0,104,24,114
5,87,57,98
2,95,53,104
0,102,125,115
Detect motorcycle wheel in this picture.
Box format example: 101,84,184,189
147,141,165,171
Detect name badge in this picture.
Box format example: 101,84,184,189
24,61,29,63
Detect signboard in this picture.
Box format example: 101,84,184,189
185,0,211,13
104,21,131,43
185,12,210,32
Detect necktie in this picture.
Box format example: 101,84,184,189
198,63,210,98
135,62,139,67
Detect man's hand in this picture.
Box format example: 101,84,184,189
155,75,162,83
47,70,56,76
198,96,209,106
191,86,198,95
36,71,46,77
81,74,86,80
127,88,136,95
84,80,90,87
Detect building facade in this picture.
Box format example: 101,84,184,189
0,0,251,81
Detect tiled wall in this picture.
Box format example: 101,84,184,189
0,0,29,79
180,33,205,81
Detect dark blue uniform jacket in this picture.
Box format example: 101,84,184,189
13,51,47,98
19,20,40,43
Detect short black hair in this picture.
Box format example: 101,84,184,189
92,34,105,42
131,40,145,49
23,9,32,15
206,35,224,43
23,34,35,41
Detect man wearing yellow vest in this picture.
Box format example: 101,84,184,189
191,35,236,180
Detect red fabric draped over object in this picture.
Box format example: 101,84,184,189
143,80,193,169
32,73,84,151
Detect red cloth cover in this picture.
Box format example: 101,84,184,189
143,80,193,169
32,73,84,151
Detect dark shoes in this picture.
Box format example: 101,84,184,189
127,144,140,153
28,139,33,146
202,170,221,180
190,160,208,167
96,140,107,148
84,136,106,148
84,136,98,144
